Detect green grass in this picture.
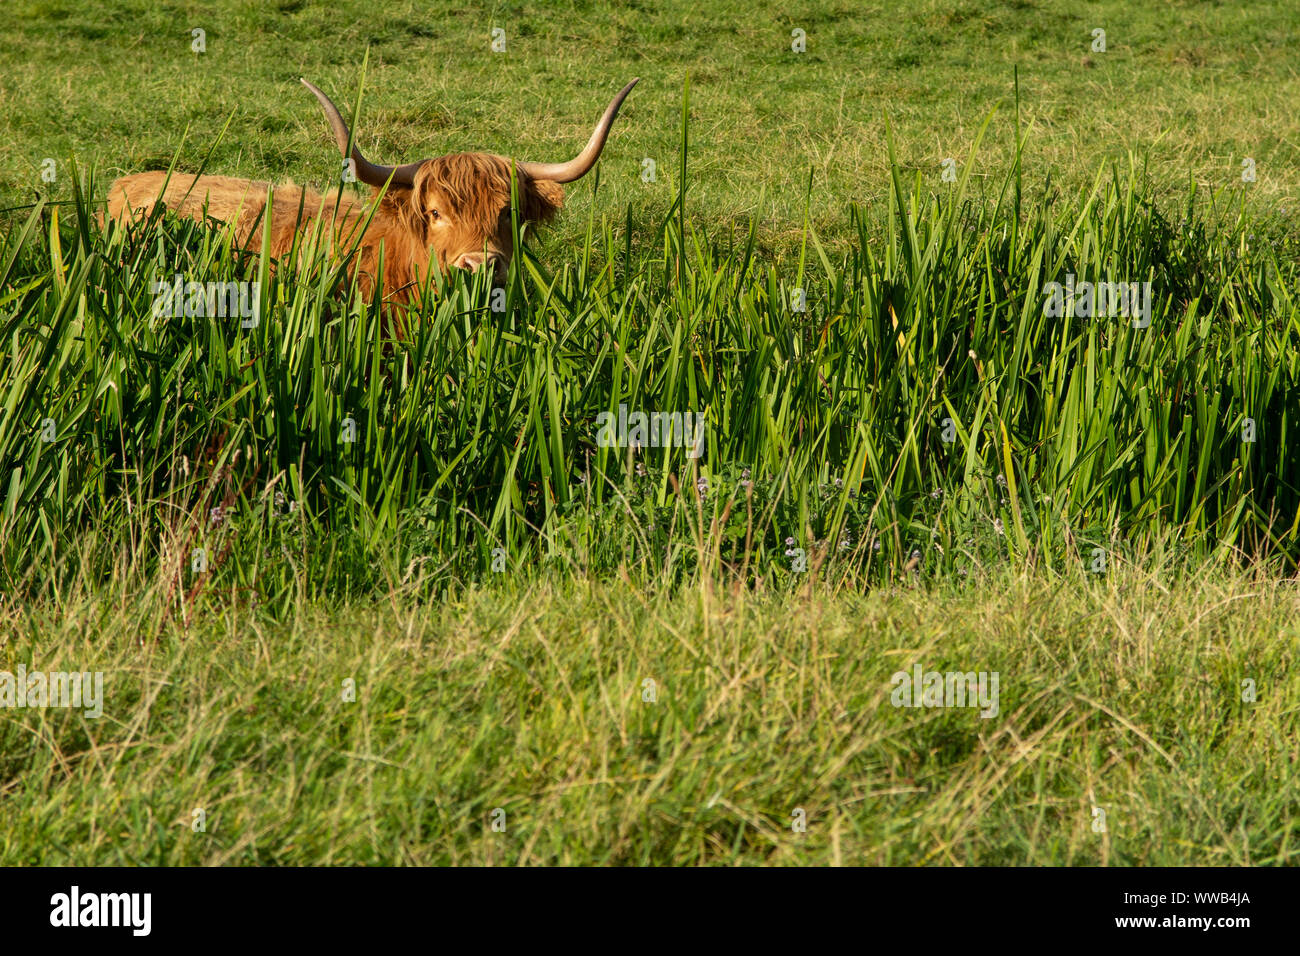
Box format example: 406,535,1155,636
3,0,1300,255
2,0,1300,866
3,133,1298,596
3,567,1297,865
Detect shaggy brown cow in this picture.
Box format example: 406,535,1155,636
105,77,638,303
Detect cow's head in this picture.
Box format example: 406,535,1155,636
302,78,637,282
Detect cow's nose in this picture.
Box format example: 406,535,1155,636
455,253,501,273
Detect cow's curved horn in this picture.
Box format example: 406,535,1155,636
301,79,422,189
515,78,638,183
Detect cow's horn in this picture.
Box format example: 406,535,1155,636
301,79,422,189
516,78,639,183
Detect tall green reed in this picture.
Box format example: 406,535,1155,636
1,91,1297,611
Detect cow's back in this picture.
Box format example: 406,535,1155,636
105,172,343,253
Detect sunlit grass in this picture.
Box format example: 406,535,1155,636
2,99,1298,610
2,64,1298,866
1,564,1296,865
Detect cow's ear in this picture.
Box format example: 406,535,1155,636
523,179,564,223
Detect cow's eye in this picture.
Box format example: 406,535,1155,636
429,209,440,220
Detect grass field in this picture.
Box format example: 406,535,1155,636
4,0,1300,252
2,0,1299,866
2,567,1297,865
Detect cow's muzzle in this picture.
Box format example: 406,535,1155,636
455,252,505,279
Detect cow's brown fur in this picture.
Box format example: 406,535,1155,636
105,153,565,304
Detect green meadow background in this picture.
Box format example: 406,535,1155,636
3,0,1300,248
0,0,1298,865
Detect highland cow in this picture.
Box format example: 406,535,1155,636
105,77,638,305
